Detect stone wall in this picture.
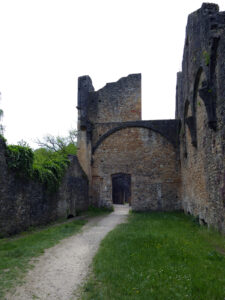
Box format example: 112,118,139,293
91,127,181,211
77,76,94,179
176,3,225,232
56,155,89,215
88,74,141,124
92,120,180,153
75,3,225,234
0,139,89,237
77,74,141,180
77,73,181,212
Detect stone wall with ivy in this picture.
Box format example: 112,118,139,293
0,138,88,237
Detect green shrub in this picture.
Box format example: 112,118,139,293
33,153,69,192
6,145,34,178
5,145,69,193
63,143,77,155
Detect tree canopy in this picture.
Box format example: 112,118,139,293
5,129,78,193
35,129,77,155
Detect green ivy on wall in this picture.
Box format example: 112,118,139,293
5,144,70,193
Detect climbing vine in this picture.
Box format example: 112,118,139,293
6,145,34,178
5,144,70,193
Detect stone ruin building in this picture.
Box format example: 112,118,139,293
0,3,224,236
77,3,225,233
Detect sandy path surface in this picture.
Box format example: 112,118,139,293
6,205,129,300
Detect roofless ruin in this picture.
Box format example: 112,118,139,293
0,3,224,235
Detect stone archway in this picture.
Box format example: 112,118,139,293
91,126,181,210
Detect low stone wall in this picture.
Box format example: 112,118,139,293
56,155,89,215
0,139,89,237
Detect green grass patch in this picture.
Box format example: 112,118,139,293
0,218,87,298
79,205,114,218
81,212,225,300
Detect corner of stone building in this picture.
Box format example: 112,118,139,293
77,75,94,180
56,155,89,218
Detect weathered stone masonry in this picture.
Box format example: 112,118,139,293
77,3,225,233
77,75,181,212
177,3,225,232
0,3,224,236
0,139,88,236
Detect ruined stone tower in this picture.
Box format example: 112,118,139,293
77,3,225,233
77,74,181,211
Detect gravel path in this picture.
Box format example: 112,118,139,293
6,204,129,300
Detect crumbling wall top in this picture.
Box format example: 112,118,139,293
77,73,142,128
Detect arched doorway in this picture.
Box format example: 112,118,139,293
112,173,131,205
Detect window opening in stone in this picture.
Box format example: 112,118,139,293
112,173,131,205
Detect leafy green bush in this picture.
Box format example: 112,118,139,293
6,145,34,178
5,145,70,192
63,143,77,155
5,128,78,192
33,150,69,192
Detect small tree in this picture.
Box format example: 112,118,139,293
17,140,30,147
35,129,77,155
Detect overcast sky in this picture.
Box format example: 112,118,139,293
0,0,224,148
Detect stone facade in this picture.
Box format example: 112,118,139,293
0,139,88,236
77,3,225,233
92,127,181,211
77,75,181,212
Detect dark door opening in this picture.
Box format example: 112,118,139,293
112,173,131,204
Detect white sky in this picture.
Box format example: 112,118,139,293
0,0,224,148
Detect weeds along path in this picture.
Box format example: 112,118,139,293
5,205,129,300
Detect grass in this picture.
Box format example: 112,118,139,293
81,211,225,300
0,206,112,298
0,218,86,298
80,205,114,218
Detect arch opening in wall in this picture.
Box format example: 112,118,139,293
193,67,203,115
183,99,197,154
193,66,217,130
195,71,209,149
92,122,179,154
91,126,180,210
112,173,131,205
183,100,190,158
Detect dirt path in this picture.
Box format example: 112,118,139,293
6,205,129,300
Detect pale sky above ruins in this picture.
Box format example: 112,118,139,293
0,0,225,147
